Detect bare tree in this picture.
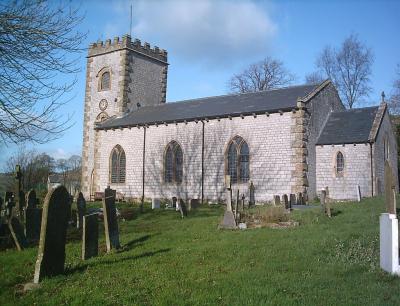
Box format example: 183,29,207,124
315,34,373,108
229,57,295,93
304,71,325,85
388,64,400,114
0,0,85,144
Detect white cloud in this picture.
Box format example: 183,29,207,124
51,148,69,160
105,0,277,66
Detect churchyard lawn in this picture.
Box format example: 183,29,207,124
1,197,400,305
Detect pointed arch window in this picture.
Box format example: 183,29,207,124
164,141,183,184
336,151,344,176
226,136,250,184
110,145,126,184
98,68,111,91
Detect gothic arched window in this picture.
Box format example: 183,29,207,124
98,68,111,91
336,151,344,176
164,141,183,184
110,145,126,184
226,136,250,184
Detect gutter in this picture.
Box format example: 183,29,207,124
370,142,374,197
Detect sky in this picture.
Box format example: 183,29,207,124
1,0,399,168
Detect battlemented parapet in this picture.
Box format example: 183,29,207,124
88,34,168,63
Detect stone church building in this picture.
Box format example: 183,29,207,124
81,35,398,203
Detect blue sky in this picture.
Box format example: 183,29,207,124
1,0,399,168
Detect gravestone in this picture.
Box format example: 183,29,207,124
4,192,15,217
296,192,304,205
178,199,188,218
289,194,296,207
33,186,70,283
82,213,99,260
189,199,200,211
241,194,245,211
14,165,23,216
26,189,37,209
25,208,42,243
8,216,28,250
76,192,86,229
321,189,331,217
249,181,255,207
102,187,121,252
235,190,240,222
172,197,177,208
320,190,326,213
385,161,396,214
356,185,361,202
273,195,281,206
282,194,289,209
152,198,161,209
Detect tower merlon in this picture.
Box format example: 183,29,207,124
88,34,168,63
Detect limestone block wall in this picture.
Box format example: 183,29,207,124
305,82,345,199
316,144,372,200
373,111,398,194
93,112,295,203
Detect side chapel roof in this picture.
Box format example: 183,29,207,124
316,103,387,145
95,81,330,130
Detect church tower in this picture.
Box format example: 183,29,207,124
81,34,168,199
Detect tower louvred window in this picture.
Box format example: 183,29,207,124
100,71,110,90
110,145,126,184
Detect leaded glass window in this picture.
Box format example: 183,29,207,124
100,71,110,91
336,151,344,176
226,136,250,184
110,145,126,184
164,141,183,184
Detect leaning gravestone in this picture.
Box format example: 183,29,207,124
82,213,99,260
178,199,188,218
8,216,28,250
76,192,86,229
356,185,361,202
102,187,121,252
384,161,396,214
34,186,70,283
25,208,42,243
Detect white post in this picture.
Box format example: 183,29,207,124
380,213,400,275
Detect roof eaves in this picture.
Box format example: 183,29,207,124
368,102,387,142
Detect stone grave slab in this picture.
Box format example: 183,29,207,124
102,187,120,252
179,199,188,218
385,161,396,214
82,213,99,260
152,198,160,209
219,210,236,229
26,189,37,209
282,194,289,209
76,192,86,229
34,186,70,283
8,216,28,250
25,208,42,243
189,199,200,211
273,195,280,205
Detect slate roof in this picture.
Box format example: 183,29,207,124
96,84,320,129
316,106,379,145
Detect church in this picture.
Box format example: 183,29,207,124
81,35,398,204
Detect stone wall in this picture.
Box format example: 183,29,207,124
94,112,295,203
304,82,345,199
316,144,372,200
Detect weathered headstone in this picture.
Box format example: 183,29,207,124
289,194,296,207
189,199,200,211
249,181,255,207
356,185,361,202
102,187,120,252
178,199,188,218
25,208,42,243
14,165,23,216
172,197,177,208
152,198,161,209
296,192,304,205
282,194,289,209
8,216,28,250
26,189,37,209
321,189,331,217
320,190,326,213
241,194,245,211
235,190,240,222
82,213,99,260
33,186,70,283
273,195,281,206
385,161,396,214
76,192,86,229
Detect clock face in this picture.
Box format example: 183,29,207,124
99,99,108,111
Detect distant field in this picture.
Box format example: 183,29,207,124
1,197,400,305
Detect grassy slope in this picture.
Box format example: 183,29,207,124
1,197,400,306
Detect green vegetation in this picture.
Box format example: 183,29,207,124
1,197,400,305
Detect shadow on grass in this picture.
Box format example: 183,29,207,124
64,248,171,276
330,210,343,217
123,234,158,251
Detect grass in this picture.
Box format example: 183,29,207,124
1,197,400,305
